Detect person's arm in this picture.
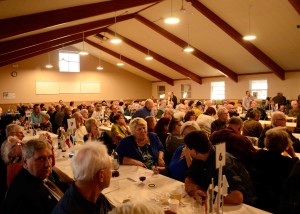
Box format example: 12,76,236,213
185,177,206,202
182,147,192,167
122,156,146,167
224,190,243,205
158,151,165,167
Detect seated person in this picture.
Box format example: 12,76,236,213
254,127,299,213
183,110,196,122
52,142,113,214
15,111,26,127
1,136,23,188
210,108,228,134
196,107,216,136
288,100,300,117
84,118,101,142
39,114,52,133
185,130,256,205
242,110,263,138
165,119,184,155
116,118,165,169
154,121,200,182
145,116,157,132
72,112,87,145
154,117,171,165
210,117,257,171
245,100,268,120
2,139,62,214
111,113,131,145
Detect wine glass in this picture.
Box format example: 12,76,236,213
139,171,146,185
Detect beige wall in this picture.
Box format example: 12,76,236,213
0,51,152,105
152,72,300,101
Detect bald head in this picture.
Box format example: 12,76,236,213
271,111,286,127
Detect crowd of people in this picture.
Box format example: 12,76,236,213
0,91,300,213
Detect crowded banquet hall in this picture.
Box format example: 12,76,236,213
1,0,300,213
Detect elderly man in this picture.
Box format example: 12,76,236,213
258,111,300,152
80,109,89,120
31,104,45,124
132,99,154,119
3,139,61,214
168,92,177,108
210,117,257,171
210,107,228,134
72,112,87,145
245,100,268,120
242,90,254,111
52,142,113,214
184,130,256,205
288,100,300,117
242,109,263,138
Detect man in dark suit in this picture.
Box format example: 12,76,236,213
2,139,60,214
168,92,178,108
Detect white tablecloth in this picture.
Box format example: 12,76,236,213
54,160,270,214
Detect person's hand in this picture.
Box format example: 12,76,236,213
158,158,165,167
194,189,206,204
181,146,191,158
152,165,160,175
286,143,296,158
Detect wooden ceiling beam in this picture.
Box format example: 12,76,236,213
86,40,174,86
0,0,161,40
289,0,300,15
188,0,286,80
105,28,202,84
0,34,82,65
135,15,238,82
0,39,82,68
0,14,134,56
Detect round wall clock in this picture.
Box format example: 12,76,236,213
11,71,17,77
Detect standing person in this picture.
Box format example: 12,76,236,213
168,92,178,108
132,99,154,119
2,139,61,214
52,142,113,214
242,90,254,111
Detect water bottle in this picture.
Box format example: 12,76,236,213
111,150,120,171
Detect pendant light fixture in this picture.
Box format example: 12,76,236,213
145,49,153,61
79,32,89,55
243,5,256,41
116,54,124,66
45,52,53,68
111,11,122,44
164,0,180,24
97,56,103,70
183,24,194,53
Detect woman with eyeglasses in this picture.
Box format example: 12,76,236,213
111,113,131,145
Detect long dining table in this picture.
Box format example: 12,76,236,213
55,156,270,214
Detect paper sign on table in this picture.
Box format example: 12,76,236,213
215,143,226,169
25,111,31,118
67,118,76,130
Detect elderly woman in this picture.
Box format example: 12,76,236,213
39,113,52,133
154,121,200,182
111,113,131,145
84,118,101,142
116,118,165,169
254,127,299,213
6,124,25,141
1,136,23,187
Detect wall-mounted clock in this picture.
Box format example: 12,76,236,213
10,71,17,77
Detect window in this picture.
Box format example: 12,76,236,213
211,81,225,100
59,51,80,72
157,86,166,99
181,84,191,99
250,80,267,99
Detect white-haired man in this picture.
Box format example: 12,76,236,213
52,142,113,214
132,99,154,119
